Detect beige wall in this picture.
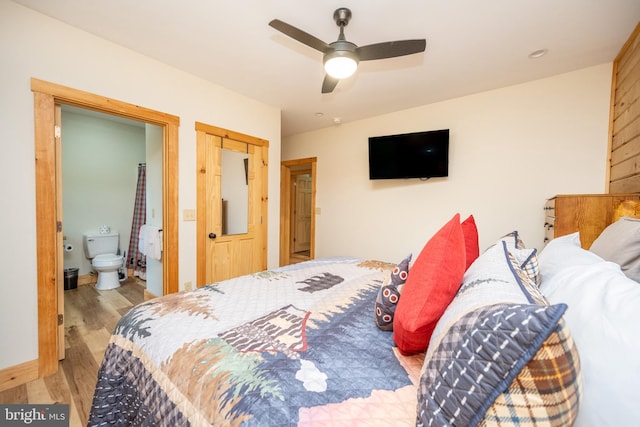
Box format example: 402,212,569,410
0,2,281,370
0,0,613,373
283,64,612,263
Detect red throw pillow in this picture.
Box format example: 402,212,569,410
393,213,466,355
461,214,479,270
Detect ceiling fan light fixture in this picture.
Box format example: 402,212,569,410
270,8,426,93
324,51,358,79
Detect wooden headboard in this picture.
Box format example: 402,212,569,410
608,21,640,193
545,194,640,249
613,199,640,222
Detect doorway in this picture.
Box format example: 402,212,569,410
60,105,160,288
280,158,317,266
31,78,179,378
195,122,269,286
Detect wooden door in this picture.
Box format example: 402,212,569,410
196,123,268,286
292,173,312,253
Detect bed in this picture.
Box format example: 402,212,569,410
88,207,640,426
88,257,425,426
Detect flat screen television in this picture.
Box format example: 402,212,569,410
368,129,449,180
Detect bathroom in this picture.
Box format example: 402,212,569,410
61,105,163,296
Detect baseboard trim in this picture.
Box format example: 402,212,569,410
143,289,158,301
0,359,39,392
78,274,96,286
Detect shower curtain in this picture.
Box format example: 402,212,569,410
127,163,146,279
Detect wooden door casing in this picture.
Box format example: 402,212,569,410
54,104,64,361
279,158,317,266
196,122,268,286
31,78,180,381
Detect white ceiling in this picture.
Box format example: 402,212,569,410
14,0,640,137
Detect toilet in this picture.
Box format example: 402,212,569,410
83,232,124,290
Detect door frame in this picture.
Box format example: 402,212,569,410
290,170,312,254
195,121,269,286
31,78,180,377
280,158,317,266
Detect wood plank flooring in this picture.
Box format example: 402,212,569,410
288,251,311,264
0,279,145,427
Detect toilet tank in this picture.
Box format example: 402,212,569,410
83,232,119,258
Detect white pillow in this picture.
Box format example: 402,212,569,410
538,232,603,281
590,216,640,282
541,252,640,426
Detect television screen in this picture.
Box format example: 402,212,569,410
368,129,449,180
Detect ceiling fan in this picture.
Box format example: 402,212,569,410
269,8,426,94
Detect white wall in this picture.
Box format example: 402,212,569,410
0,2,281,370
283,64,612,263
62,111,146,276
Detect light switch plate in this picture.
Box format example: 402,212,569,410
183,209,196,221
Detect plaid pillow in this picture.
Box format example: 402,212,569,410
490,231,541,285
507,250,545,303
481,318,581,426
493,230,526,249
418,303,580,427
418,241,581,426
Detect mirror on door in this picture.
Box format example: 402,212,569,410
221,144,249,235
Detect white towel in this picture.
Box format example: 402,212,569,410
144,225,162,261
141,224,162,261
138,225,148,255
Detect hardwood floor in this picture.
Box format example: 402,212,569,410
0,279,145,427
288,250,311,264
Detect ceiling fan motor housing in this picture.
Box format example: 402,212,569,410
324,40,359,65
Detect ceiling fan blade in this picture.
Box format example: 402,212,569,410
356,39,426,61
321,75,339,94
269,19,329,53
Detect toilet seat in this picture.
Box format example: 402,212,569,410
92,253,123,268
